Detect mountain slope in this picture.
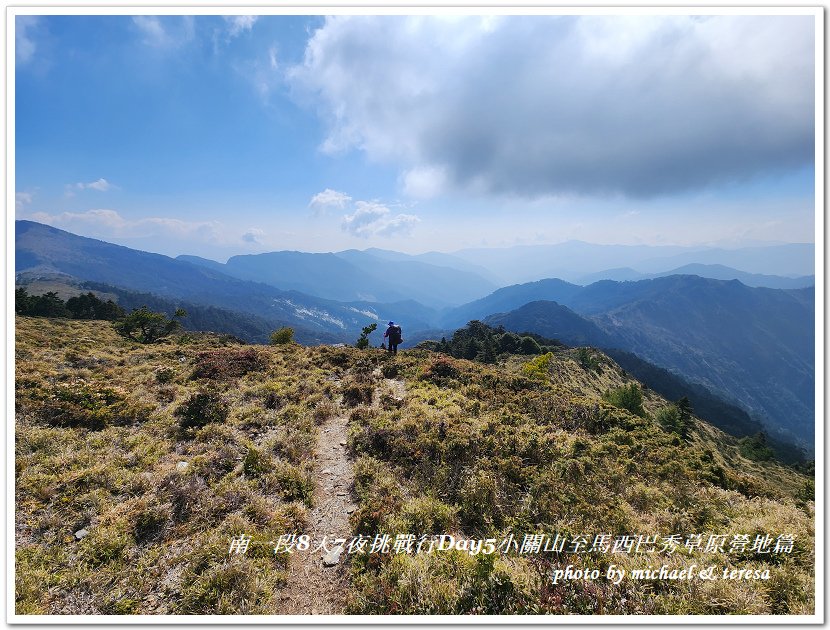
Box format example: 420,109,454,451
441,278,583,328
453,276,814,447
588,278,814,446
15,221,435,341
652,264,814,289
15,316,814,615
484,300,614,348
332,249,497,306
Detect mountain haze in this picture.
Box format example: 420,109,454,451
15,221,436,340
451,241,814,284
577,264,814,289
177,248,496,307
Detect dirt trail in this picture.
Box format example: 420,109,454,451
277,371,406,615
277,398,356,615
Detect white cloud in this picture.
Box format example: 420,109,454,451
16,192,34,210
26,209,226,243
132,16,168,46
309,188,352,214
232,42,284,100
65,178,116,197
289,15,815,200
402,166,448,199
342,201,420,238
16,16,38,65
85,178,113,191
242,227,266,244
132,16,195,49
225,15,258,39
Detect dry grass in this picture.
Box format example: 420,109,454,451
15,317,814,616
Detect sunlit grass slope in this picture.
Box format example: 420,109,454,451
15,317,813,615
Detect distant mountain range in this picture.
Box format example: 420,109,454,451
178,248,497,307
15,220,437,338
451,241,814,285
576,263,814,289
15,219,815,450
478,280,813,448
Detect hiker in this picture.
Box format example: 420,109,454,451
384,321,403,354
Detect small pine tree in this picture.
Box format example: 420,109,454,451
356,323,378,349
479,335,498,364
115,306,185,343
439,336,451,353
270,327,295,345
656,404,691,438
15,287,31,314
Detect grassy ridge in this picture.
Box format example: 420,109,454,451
14,317,813,615
342,348,813,614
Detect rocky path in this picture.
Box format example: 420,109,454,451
277,371,406,615
277,399,356,615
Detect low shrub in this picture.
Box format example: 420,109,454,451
36,379,149,430
174,392,230,430
420,356,460,385
191,348,265,380
342,381,373,407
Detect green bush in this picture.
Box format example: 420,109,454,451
174,391,230,430
521,352,554,380
38,379,148,430
263,461,314,506
269,327,294,345
602,383,646,417
739,432,775,461
243,446,272,478
420,356,460,384
391,496,459,535
656,404,692,439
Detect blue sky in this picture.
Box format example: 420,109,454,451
14,13,817,260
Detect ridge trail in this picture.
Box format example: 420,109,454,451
277,370,406,614
277,386,355,614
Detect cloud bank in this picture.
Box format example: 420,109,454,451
341,201,420,238
27,209,225,243
289,15,815,199
309,188,352,213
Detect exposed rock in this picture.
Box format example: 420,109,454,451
322,546,343,567
175,461,189,472
74,529,89,540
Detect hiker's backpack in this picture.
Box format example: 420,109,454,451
390,325,403,344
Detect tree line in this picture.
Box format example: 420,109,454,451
418,320,565,363
16,288,187,344
15,288,125,320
